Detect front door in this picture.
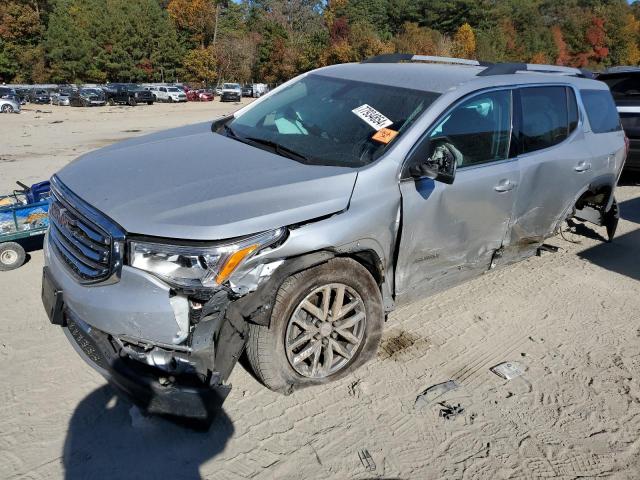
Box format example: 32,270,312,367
395,89,519,303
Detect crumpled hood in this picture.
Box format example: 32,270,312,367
56,122,358,240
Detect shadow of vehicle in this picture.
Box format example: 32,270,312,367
63,385,234,479
619,196,640,224
577,199,640,282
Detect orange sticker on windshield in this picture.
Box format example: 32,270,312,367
372,128,398,144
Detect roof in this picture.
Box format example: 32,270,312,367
313,61,605,95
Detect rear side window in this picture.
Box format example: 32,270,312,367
518,86,569,153
581,89,621,134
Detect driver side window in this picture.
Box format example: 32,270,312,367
430,90,512,167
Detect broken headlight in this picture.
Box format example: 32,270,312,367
128,228,284,289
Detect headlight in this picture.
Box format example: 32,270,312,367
128,228,284,289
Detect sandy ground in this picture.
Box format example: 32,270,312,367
1,102,640,480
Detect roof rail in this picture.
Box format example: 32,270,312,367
362,53,487,67
602,66,640,74
478,63,594,78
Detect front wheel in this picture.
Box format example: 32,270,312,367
1,104,14,113
246,258,384,393
0,242,26,271
108,98,115,106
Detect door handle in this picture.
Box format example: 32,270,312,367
494,179,516,192
574,162,592,172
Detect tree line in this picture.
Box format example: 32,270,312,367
2,0,640,85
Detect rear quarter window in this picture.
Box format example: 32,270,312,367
580,89,621,134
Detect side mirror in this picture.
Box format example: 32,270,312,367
409,138,460,185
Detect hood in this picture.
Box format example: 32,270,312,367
56,122,358,240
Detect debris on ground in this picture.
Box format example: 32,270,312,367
358,449,376,472
414,380,460,409
49,120,64,124
438,402,464,420
490,362,525,380
536,243,560,256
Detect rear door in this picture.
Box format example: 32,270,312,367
395,88,519,301
507,85,585,249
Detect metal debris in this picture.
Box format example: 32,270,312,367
358,449,376,472
490,361,525,380
438,402,464,420
414,380,460,410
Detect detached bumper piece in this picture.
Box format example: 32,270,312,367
109,358,231,422
63,309,233,424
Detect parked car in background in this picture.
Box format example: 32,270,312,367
253,83,269,98
41,56,626,420
185,88,199,101
598,67,640,173
103,84,154,106
0,97,20,113
69,88,106,107
215,85,223,96
51,87,75,106
14,88,29,104
196,89,214,101
242,84,253,97
0,87,20,104
154,85,187,103
29,89,51,104
220,82,242,102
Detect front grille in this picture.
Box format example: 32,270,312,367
49,176,125,284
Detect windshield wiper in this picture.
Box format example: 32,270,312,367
222,125,313,163
244,137,312,163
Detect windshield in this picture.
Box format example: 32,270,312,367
227,74,439,167
224,83,240,89
168,87,181,92
81,88,100,95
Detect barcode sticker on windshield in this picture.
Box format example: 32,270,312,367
352,104,393,131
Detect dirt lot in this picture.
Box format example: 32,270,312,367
1,102,640,480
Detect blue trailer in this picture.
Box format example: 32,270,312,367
0,181,50,270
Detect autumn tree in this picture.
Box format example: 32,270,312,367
393,23,440,55
452,23,476,59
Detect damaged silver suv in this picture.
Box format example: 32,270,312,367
42,55,626,420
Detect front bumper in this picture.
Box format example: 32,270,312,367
221,93,241,101
44,234,237,420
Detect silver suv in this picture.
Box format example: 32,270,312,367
42,55,626,420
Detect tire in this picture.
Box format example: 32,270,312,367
0,242,26,271
128,97,137,106
1,104,14,113
147,101,153,105
246,257,384,394
108,98,115,106
168,97,173,103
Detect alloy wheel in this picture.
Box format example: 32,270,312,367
285,283,366,378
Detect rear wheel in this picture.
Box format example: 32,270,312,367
246,258,384,393
128,97,137,106
108,98,115,106
0,242,26,271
